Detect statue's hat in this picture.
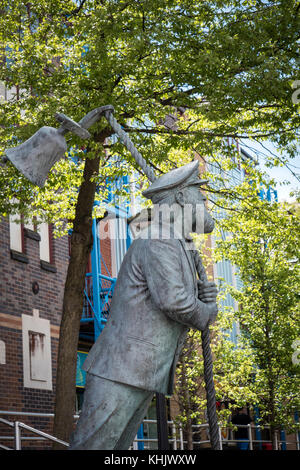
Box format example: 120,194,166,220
142,160,207,203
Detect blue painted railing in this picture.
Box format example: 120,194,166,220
80,175,131,340
81,217,117,340
82,272,116,331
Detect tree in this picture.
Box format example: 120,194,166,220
0,0,299,446
174,197,299,449
213,196,300,448
173,330,205,450
173,256,259,450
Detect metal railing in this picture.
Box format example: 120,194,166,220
132,421,300,450
0,411,299,450
0,416,69,450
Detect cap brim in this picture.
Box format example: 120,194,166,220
187,179,208,186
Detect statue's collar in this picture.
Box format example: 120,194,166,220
141,222,196,247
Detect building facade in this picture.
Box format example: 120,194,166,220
0,215,69,448
0,166,134,449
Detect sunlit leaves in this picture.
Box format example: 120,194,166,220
212,198,300,432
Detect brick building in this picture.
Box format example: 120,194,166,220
0,169,133,449
0,211,119,449
0,216,69,448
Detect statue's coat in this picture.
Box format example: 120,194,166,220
83,225,210,395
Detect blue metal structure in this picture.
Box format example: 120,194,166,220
137,423,145,450
81,217,117,340
259,185,278,203
80,175,132,342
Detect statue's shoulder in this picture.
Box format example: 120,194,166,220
133,233,182,252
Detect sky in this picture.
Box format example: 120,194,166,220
240,139,300,202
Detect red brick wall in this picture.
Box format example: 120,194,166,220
0,215,115,448
99,236,112,277
0,217,69,448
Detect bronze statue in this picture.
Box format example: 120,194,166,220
70,160,218,450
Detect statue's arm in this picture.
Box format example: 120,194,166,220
143,239,216,331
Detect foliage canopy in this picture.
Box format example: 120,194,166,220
0,0,299,229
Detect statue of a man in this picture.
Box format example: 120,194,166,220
69,160,218,450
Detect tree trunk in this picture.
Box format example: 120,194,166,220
52,152,101,449
183,384,193,450
268,383,277,450
262,283,278,450
185,415,194,450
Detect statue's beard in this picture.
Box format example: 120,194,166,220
157,203,215,237
203,215,215,233
191,207,215,234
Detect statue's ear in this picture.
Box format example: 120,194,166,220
175,190,184,207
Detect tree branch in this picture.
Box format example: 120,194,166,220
68,0,89,17
122,124,299,140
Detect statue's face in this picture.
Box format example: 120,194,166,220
150,184,214,240
182,185,215,234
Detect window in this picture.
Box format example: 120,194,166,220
8,197,32,262
9,212,28,264
29,331,48,382
22,310,52,390
38,223,56,272
39,223,51,262
111,217,128,277
9,213,24,253
0,340,6,365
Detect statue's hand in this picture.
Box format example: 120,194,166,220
198,280,218,304
198,281,218,326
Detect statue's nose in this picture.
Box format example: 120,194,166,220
204,212,215,233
